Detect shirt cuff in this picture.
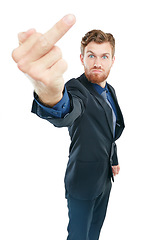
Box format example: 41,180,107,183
34,86,71,118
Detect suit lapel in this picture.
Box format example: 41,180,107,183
79,74,114,136
107,84,125,140
79,73,125,140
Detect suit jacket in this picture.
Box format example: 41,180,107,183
32,73,125,200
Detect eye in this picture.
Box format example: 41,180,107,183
89,54,94,58
102,55,108,59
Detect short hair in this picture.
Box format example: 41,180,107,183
81,30,115,58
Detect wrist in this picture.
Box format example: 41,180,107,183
38,92,63,107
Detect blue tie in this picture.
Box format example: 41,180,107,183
101,90,117,136
106,90,117,119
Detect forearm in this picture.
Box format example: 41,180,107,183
24,73,65,107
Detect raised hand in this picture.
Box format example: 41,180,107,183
12,14,76,106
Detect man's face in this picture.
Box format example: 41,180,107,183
80,41,115,87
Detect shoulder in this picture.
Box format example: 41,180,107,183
107,83,116,92
66,74,85,89
66,77,81,89
65,74,89,100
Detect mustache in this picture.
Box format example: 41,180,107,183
91,66,103,70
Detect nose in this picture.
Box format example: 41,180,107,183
94,57,101,68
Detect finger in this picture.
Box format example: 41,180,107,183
18,28,36,45
26,46,62,77
47,58,68,82
44,14,76,46
20,14,76,63
25,58,68,84
112,166,117,176
113,166,120,175
34,46,62,70
12,32,42,63
14,14,76,66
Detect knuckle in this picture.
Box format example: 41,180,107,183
27,64,42,80
48,59,67,79
37,34,50,51
60,59,68,72
17,59,27,72
52,59,68,76
41,73,50,85
26,32,42,46
12,48,19,63
52,46,62,58
32,32,43,40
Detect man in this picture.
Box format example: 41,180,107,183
12,14,125,240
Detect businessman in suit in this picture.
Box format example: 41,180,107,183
12,14,125,240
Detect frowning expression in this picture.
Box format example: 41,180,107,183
80,41,115,88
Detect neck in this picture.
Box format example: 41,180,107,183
96,80,107,88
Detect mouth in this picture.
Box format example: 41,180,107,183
91,69,102,73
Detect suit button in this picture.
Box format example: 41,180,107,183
62,103,66,109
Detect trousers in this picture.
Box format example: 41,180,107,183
66,178,112,240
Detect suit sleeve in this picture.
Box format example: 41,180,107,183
31,91,84,128
33,86,71,118
111,142,119,166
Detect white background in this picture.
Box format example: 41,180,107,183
1,0,160,239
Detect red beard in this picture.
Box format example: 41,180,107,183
84,68,110,84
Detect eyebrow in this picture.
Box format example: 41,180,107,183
86,50,110,56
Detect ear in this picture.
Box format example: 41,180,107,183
80,54,84,66
111,56,115,67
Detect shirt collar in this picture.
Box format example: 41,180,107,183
92,82,109,95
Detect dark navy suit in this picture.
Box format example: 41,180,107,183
32,73,125,239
